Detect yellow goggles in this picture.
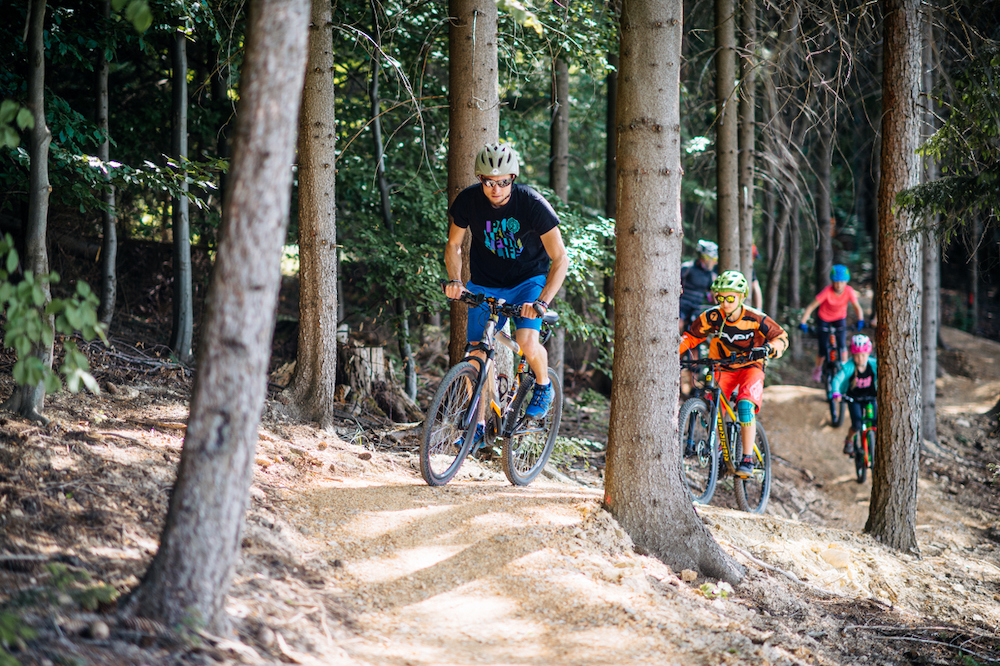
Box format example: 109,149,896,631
716,294,740,304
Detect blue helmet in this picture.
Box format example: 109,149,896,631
830,264,851,282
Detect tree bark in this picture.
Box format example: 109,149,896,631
814,100,833,287
549,55,570,388
606,0,744,585
97,0,117,326
2,0,53,424
866,0,922,553
715,0,739,271
170,29,194,363
123,0,310,632
737,0,756,280
447,0,499,365
920,18,939,443
604,49,618,330
286,0,340,427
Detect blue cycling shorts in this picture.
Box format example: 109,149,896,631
465,275,546,342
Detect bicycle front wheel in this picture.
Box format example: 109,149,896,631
501,372,562,486
678,398,718,504
420,361,480,486
854,432,867,483
735,422,771,513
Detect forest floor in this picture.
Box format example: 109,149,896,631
1,323,999,665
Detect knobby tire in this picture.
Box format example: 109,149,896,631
501,371,562,486
678,398,718,504
419,361,480,486
734,422,771,513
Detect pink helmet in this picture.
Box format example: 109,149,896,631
850,334,872,354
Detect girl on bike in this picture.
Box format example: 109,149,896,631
799,264,866,383
679,271,789,478
831,334,878,454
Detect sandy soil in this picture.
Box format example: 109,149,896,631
1,326,999,665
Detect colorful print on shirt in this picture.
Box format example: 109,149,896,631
486,218,525,259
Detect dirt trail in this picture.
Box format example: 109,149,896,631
3,326,999,665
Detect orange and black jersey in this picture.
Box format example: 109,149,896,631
678,305,789,370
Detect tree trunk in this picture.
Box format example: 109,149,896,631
286,0,340,427
788,203,800,312
764,197,791,317
814,102,833,287
2,0,53,424
367,18,418,402
920,19,939,443
715,0,739,271
96,0,117,326
604,50,618,330
606,0,744,585
447,0,499,365
866,0,922,553
123,0,310,632
170,29,194,363
737,0,756,280
549,55,570,388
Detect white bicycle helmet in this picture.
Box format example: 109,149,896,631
475,143,520,177
697,239,718,259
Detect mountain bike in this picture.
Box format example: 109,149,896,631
841,394,877,483
807,324,846,427
678,351,773,513
419,290,563,487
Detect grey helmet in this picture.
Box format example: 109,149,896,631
475,143,520,177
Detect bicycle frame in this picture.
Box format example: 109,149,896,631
691,369,754,476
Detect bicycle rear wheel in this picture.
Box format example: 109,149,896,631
420,361,479,486
853,433,867,483
735,423,771,513
501,372,562,486
678,398,718,504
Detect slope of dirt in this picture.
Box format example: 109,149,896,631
0,326,998,665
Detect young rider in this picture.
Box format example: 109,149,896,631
799,264,865,383
678,270,789,478
831,334,878,455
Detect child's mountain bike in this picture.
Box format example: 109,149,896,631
419,290,562,487
841,394,877,483
808,324,846,427
678,351,773,513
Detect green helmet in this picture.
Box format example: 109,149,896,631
711,270,749,297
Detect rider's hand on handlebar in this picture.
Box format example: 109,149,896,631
443,279,466,300
748,345,770,361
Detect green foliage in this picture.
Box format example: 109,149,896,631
0,611,35,665
45,563,120,611
897,40,1000,238
0,234,107,394
113,0,154,33
0,100,33,149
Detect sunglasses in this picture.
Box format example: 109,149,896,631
716,294,740,304
480,176,514,188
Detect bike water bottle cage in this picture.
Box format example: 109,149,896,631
737,399,756,427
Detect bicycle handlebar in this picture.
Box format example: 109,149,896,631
839,394,876,404
441,281,560,325
679,347,772,369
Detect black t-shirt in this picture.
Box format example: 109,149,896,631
450,183,560,288
679,259,717,312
